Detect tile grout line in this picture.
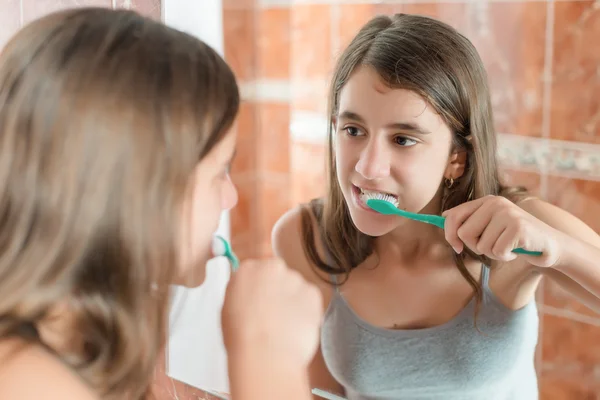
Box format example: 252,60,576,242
537,0,555,371
540,0,555,203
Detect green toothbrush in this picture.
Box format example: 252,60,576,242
365,197,542,256
212,235,240,271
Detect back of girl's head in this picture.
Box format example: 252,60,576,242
0,7,238,398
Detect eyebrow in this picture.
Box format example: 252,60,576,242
338,110,431,135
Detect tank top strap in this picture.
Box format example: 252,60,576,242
480,263,490,289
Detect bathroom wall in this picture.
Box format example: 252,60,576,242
224,0,600,398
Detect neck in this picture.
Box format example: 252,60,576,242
374,194,454,267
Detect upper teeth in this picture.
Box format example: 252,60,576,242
359,188,399,206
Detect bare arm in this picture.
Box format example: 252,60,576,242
272,207,345,398
228,351,312,400
520,199,600,313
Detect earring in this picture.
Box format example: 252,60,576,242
445,177,454,188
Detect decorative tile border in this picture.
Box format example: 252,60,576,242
239,79,291,103
497,134,600,181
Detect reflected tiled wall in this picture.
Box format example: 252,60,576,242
224,0,600,398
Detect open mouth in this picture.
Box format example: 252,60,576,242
353,185,399,208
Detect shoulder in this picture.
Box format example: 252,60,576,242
0,338,97,400
272,204,334,295
517,197,600,247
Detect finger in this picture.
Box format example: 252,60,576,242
491,227,519,262
456,204,496,255
443,197,490,253
441,195,489,219
476,217,509,259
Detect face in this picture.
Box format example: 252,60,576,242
335,66,463,237
177,128,238,287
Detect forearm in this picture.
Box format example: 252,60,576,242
228,351,312,400
553,232,600,302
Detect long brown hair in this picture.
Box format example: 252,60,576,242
301,14,526,313
0,8,239,398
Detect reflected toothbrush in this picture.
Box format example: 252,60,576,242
212,235,240,271
364,194,542,256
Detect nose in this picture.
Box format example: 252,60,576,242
355,139,391,180
221,174,238,211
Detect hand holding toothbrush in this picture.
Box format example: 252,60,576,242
441,195,563,268
222,258,323,400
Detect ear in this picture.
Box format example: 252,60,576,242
444,148,467,180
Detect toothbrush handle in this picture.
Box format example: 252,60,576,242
512,248,542,256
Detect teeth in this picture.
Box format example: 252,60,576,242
359,188,399,207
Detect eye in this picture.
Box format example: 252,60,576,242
343,126,363,137
394,136,417,147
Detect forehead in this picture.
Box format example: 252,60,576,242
338,66,448,132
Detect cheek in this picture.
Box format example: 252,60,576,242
190,183,222,245
335,140,355,176
176,182,222,284
221,175,238,210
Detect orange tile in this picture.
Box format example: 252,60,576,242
466,2,546,137
338,4,376,52
545,176,600,233
257,8,290,79
538,370,600,400
256,173,292,253
223,0,254,10
230,177,257,247
22,0,112,24
257,102,290,174
231,237,259,261
291,4,332,80
291,141,327,204
115,0,161,20
0,0,20,52
231,101,258,176
551,1,600,143
372,3,403,17
541,313,600,382
223,8,256,82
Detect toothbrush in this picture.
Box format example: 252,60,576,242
212,235,240,271
365,195,542,256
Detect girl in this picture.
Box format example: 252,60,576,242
0,8,322,400
273,13,600,399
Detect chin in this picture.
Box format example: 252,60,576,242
174,248,211,288
352,218,398,237
346,204,399,237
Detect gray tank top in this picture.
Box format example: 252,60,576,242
321,264,539,399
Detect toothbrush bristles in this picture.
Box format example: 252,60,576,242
363,191,398,207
